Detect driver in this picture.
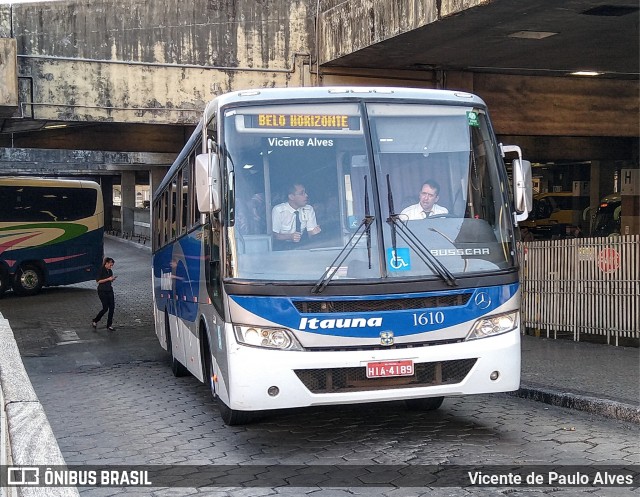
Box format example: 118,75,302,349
272,182,321,248
400,179,448,220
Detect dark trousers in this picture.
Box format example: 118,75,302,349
94,290,115,327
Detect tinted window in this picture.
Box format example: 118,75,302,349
0,186,98,222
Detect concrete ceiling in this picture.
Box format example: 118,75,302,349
0,0,637,140
323,0,639,80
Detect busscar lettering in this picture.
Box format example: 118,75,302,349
299,317,383,330
430,248,490,256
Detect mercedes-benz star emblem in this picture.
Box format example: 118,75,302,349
474,292,491,309
380,331,394,346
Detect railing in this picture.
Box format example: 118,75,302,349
519,235,639,346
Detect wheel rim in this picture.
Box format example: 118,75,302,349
20,269,40,290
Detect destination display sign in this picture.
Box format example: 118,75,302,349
245,114,360,130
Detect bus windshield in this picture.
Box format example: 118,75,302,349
224,102,514,283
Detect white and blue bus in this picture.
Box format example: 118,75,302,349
152,87,532,425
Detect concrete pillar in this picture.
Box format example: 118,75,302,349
150,166,167,200
100,176,114,232
121,171,136,236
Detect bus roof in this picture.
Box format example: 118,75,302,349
600,192,621,204
207,86,488,115
0,176,100,190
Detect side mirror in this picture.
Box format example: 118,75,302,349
195,153,221,213
501,144,532,222
513,158,532,221
613,206,621,221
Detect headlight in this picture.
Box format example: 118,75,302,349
466,311,519,340
234,325,303,351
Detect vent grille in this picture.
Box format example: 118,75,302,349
294,359,476,394
294,294,471,313
305,338,463,352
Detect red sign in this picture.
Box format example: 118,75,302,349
598,248,620,273
366,360,414,378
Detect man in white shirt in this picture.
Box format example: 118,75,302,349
400,179,449,220
272,183,321,248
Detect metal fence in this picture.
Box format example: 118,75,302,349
519,235,639,345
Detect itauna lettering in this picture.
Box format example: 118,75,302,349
430,248,490,256
299,317,383,330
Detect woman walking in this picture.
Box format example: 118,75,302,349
92,257,117,331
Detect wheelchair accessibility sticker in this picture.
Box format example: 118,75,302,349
387,248,411,271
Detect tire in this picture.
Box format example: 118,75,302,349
0,266,9,297
13,264,43,296
217,399,256,426
166,314,189,377
405,396,444,411
203,339,256,426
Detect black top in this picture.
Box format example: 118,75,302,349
97,266,113,292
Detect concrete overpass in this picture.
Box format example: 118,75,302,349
0,0,638,234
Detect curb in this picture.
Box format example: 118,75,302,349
105,234,151,253
0,313,80,497
511,384,640,424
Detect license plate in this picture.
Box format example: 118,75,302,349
366,359,414,379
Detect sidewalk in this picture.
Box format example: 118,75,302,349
518,334,639,423
108,234,640,423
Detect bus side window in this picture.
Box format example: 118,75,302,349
162,191,169,244
153,199,161,249
203,219,225,318
182,165,189,233
189,150,200,226
170,177,178,238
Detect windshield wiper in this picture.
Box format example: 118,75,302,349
312,176,374,294
386,174,457,287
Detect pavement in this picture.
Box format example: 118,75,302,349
518,333,639,423
111,234,640,424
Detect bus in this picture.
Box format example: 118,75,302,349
592,193,621,237
519,192,591,239
152,87,532,425
0,177,104,296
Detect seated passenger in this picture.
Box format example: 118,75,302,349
400,179,449,220
271,182,321,249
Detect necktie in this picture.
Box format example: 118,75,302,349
294,210,301,232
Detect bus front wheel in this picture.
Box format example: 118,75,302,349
13,264,43,296
203,341,256,426
405,396,444,411
217,399,256,426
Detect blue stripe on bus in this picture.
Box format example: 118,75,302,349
230,283,518,338
153,234,201,322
